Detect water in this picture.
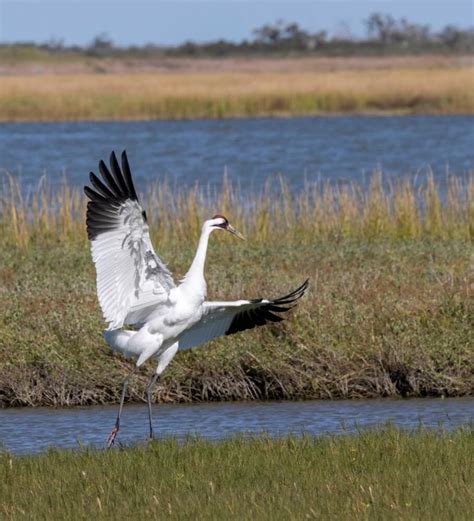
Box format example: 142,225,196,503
0,398,472,454
1,116,473,195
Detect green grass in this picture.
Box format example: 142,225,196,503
0,174,472,405
1,428,473,520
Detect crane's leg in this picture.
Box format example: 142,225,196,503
145,372,160,440
144,343,179,442
106,368,137,448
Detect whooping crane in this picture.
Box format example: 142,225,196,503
84,151,308,447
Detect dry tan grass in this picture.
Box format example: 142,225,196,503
1,172,472,249
1,64,473,121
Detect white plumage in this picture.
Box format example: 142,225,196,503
85,150,308,447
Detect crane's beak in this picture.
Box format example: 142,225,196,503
227,223,245,241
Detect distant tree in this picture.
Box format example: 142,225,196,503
439,25,463,48
365,13,432,46
253,21,285,44
282,22,314,50
180,41,198,56
3,13,473,60
366,13,398,44
87,33,115,56
252,20,322,51
398,18,431,43
44,37,65,52
439,25,474,50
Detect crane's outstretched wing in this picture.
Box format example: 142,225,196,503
84,150,175,330
178,280,309,350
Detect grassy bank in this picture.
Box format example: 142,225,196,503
1,63,473,121
1,429,473,519
0,174,472,406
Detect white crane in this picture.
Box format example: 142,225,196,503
84,151,308,447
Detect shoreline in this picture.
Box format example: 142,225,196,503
1,394,472,411
2,109,472,125
1,103,472,124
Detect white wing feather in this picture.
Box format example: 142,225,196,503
85,151,175,330
177,301,251,350
178,280,309,351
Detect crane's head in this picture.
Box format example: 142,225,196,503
209,214,245,240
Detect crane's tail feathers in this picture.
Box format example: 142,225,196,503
103,329,142,358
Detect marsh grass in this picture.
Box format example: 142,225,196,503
0,172,472,406
1,65,474,122
1,428,473,520
1,172,473,248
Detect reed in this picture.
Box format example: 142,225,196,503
1,428,473,520
1,172,472,249
1,65,473,121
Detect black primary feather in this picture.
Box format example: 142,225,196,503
121,151,139,201
225,279,309,336
84,150,141,240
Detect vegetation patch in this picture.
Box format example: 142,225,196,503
0,174,472,406
1,13,473,62
0,428,473,520
1,64,473,121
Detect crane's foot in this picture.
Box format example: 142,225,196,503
106,423,119,448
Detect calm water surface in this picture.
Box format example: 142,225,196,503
1,116,473,194
0,398,472,454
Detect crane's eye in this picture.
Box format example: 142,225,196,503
212,220,227,229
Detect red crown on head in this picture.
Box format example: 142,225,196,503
212,214,228,223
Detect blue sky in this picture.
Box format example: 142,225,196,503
1,0,472,46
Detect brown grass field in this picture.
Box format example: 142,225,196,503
0,55,473,121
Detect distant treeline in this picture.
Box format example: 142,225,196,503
2,13,474,60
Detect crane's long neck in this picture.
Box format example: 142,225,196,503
182,226,212,291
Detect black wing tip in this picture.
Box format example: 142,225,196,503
84,149,138,204
120,149,139,201
225,279,309,336
110,150,118,164
272,279,309,305
84,185,105,202
84,149,142,241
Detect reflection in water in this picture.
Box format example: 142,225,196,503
0,397,472,454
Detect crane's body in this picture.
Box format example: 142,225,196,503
84,151,308,447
